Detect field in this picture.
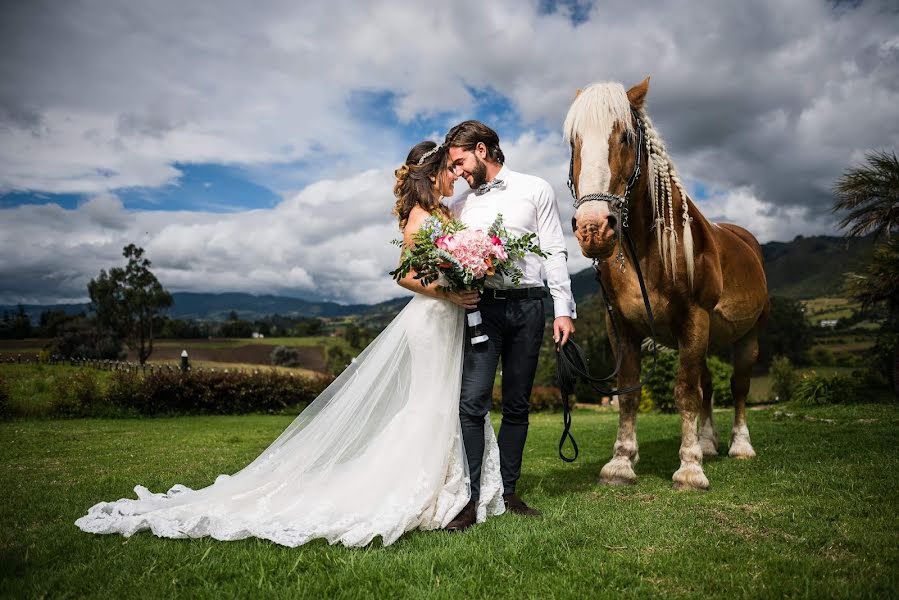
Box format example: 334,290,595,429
2,402,897,598
801,297,859,323
0,336,354,375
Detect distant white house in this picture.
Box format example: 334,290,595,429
819,319,839,328
251,332,265,339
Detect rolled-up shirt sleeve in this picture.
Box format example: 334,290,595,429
535,182,577,319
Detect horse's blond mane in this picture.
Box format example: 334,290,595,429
564,81,695,288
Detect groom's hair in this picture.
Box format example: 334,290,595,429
444,120,505,165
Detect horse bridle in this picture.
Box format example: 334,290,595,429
556,109,658,463
567,109,645,233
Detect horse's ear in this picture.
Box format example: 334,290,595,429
626,77,650,109
575,88,582,99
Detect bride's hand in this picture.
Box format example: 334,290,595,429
442,289,480,310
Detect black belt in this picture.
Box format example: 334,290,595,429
480,287,547,301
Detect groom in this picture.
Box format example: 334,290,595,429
443,120,576,531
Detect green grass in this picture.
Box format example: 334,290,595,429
1,364,115,418
2,404,897,598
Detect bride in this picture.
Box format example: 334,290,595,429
75,141,505,548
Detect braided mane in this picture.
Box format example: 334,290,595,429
564,82,695,288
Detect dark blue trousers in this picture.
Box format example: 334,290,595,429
459,296,545,503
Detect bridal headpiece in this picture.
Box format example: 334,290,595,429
417,143,442,165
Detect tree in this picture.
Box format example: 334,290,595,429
757,296,814,367
832,150,899,241
38,309,76,338
0,305,31,339
845,239,899,392
833,150,899,393
88,244,172,364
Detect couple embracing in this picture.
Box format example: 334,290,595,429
75,121,577,547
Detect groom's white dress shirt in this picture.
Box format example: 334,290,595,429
449,165,577,319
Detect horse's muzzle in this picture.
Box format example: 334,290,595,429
574,214,617,259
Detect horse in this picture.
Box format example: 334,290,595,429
565,77,769,490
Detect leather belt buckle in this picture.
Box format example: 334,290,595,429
492,288,507,300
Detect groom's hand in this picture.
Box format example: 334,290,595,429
553,316,575,349
444,289,480,310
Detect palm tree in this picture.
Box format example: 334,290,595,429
832,150,899,240
833,150,899,394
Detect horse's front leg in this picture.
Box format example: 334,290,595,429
600,326,641,486
672,310,711,491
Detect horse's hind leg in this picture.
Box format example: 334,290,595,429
729,330,758,459
698,359,719,457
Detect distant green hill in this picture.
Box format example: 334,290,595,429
569,234,875,302
761,235,874,298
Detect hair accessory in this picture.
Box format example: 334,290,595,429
416,144,442,165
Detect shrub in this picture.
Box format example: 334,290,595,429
770,355,798,402
707,355,735,407
638,387,655,413
271,345,300,367
51,369,102,416
640,349,678,413
640,350,735,412
791,370,876,405
325,345,353,376
104,369,332,416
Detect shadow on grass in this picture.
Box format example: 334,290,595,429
532,434,693,497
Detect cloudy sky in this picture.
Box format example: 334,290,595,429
1,0,897,305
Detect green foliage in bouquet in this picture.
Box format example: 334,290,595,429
390,214,547,291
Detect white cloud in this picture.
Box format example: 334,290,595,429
1,0,897,304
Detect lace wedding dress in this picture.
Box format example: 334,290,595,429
75,295,504,547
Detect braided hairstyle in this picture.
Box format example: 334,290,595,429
393,141,453,230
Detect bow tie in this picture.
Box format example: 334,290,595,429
475,179,505,196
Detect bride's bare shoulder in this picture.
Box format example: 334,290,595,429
401,206,434,243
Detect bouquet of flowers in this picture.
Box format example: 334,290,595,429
391,214,547,345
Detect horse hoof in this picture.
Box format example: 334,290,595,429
729,435,756,459
599,459,637,486
672,463,709,491
699,439,719,457
728,444,756,459
673,481,709,492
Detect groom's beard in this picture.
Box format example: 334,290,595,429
467,156,488,189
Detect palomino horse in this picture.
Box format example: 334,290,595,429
565,77,768,490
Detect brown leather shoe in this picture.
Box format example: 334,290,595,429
445,501,476,532
503,493,541,517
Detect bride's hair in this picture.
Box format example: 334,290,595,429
393,141,453,230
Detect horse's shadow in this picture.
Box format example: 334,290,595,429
529,434,711,496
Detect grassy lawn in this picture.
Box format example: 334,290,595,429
2,404,897,598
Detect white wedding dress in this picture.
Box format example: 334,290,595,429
75,294,505,547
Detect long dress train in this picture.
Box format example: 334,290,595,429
75,295,504,547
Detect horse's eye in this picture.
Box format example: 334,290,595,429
620,131,630,145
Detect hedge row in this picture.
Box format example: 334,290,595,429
50,369,333,417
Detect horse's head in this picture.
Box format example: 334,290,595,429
565,77,649,260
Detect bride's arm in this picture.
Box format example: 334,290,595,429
396,208,479,309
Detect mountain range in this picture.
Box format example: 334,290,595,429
3,235,875,323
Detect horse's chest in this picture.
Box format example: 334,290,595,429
614,286,666,331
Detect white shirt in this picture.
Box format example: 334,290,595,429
449,166,577,319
